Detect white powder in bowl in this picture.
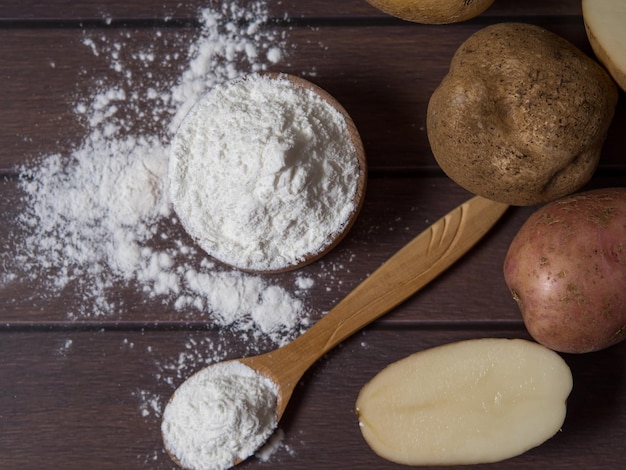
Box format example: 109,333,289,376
161,360,278,470
169,73,362,272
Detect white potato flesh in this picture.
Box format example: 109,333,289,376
583,0,626,90
356,338,573,466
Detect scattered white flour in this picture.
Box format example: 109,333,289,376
1,2,342,467
295,275,315,291
7,2,314,340
56,338,74,357
161,361,278,470
255,428,293,462
170,73,362,271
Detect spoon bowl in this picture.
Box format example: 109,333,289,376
163,195,509,468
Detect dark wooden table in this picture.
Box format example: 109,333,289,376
1,1,625,469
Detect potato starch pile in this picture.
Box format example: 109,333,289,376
161,361,278,470
170,74,361,272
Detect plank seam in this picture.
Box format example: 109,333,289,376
0,15,582,30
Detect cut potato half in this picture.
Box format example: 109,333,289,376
356,338,572,466
583,0,626,90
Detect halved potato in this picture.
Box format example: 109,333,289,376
583,0,626,91
356,338,572,466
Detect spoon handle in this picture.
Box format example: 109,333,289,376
286,195,509,367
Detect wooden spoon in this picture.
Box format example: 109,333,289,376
164,195,509,468
240,195,508,418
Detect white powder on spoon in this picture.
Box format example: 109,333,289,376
170,73,361,272
161,361,278,470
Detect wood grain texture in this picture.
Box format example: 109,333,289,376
1,1,625,469
1,328,624,469
0,0,583,21
2,7,624,172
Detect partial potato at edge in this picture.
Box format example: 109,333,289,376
364,0,495,24
583,0,626,91
504,187,626,354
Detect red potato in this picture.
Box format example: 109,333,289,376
504,187,626,353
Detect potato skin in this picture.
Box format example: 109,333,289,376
503,188,626,353
364,0,494,24
427,23,618,206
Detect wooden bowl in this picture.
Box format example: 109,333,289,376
169,72,367,273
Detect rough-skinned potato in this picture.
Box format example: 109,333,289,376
504,187,626,353
356,338,573,466
364,0,494,24
427,23,618,206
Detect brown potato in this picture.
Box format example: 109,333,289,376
364,0,494,24
427,23,618,206
503,188,626,353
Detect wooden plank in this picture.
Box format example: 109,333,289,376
1,19,624,172
0,327,624,468
1,2,625,469
0,176,515,324
0,27,195,173
3,174,624,326
0,0,583,22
